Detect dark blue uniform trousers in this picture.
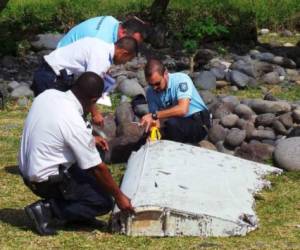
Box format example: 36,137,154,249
31,60,73,97
25,165,113,223
163,110,211,143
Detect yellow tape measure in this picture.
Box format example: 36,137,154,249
149,126,161,141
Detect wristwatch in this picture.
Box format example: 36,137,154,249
151,112,158,120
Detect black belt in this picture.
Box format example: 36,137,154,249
23,165,69,191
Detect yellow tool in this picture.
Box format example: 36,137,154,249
149,126,161,141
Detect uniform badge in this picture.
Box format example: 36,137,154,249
179,82,188,92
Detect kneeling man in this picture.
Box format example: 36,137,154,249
141,59,211,143
19,72,133,235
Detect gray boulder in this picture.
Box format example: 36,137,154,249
118,78,145,97
262,72,280,85
281,58,297,69
274,137,300,171
1,55,18,68
31,33,63,50
273,65,286,77
136,69,148,87
216,80,230,88
8,81,20,92
198,140,217,151
230,70,250,88
221,95,240,107
272,120,288,135
255,113,276,126
210,68,225,80
116,122,144,137
230,60,257,78
225,128,246,147
221,114,239,128
254,61,274,77
292,109,300,123
115,102,135,125
247,99,291,114
250,129,276,140
106,135,144,163
258,52,275,63
235,142,274,163
194,49,218,66
209,59,228,71
211,102,234,119
279,112,294,128
11,85,33,98
234,104,255,120
102,114,117,140
208,124,227,144
133,104,149,117
280,29,293,37
287,127,300,138
194,71,217,90
272,56,285,66
199,90,216,105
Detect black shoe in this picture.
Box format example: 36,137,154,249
25,200,57,236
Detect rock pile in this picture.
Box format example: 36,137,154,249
0,32,299,170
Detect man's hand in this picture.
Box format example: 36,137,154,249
92,112,104,127
94,136,109,151
115,192,135,214
140,113,155,132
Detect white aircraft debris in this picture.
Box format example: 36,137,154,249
112,140,282,237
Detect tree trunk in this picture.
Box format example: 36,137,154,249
150,0,170,23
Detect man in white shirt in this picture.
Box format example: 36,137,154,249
31,36,138,126
20,72,134,235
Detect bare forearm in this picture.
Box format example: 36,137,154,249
90,103,98,116
91,163,122,198
157,105,186,119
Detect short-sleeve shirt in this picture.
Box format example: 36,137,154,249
146,72,207,117
44,37,114,77
57,16,120,48
19,90,102,182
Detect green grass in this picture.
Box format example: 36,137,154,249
1,0,300,55
214,84,300,102
259,33,300,46
1,99,300,249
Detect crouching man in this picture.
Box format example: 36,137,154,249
140,59,212,143
19,72,133,235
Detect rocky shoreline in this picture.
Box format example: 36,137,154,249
1,32,300,171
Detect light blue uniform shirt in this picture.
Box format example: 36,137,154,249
146,72,207,117
57,16,120,48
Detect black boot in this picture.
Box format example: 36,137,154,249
25,200,57,236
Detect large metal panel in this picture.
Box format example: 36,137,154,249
112,140,282,237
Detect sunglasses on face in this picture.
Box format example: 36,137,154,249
150,77,163,87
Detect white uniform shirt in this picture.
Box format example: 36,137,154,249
44,37,114,77
19,89,102,182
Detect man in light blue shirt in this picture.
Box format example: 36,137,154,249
57,16,146,48
141,59,212,143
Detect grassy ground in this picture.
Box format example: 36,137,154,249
1,91,300,249
215,84,300,101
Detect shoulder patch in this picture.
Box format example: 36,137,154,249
179,82,188,92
